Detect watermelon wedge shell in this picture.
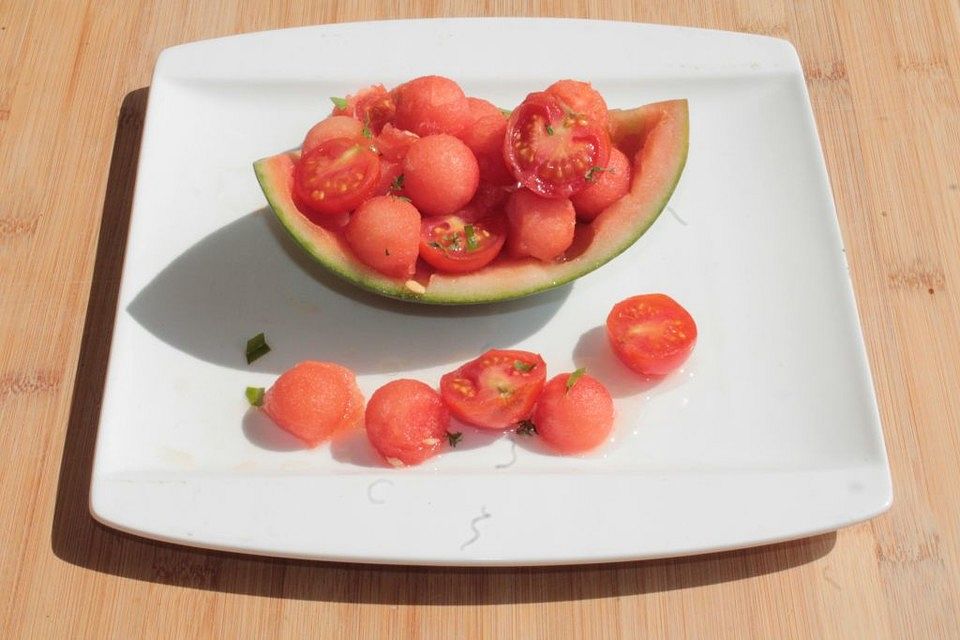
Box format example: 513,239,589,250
253,99,689,305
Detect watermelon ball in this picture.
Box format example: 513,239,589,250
302,115,364,154
533,371,615,454
458,97,513,185
402,134,480,217
344,195,421,278
365,379,451,467
570,147,632,221
505,189,576,261
393,75,472,137
262,361,365,447
545,79,609,125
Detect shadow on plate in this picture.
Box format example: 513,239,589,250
53,86,836,607
126,205,571,375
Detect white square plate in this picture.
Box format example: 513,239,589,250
91,18,892,565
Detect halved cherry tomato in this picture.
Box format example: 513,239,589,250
606,294,697,376
503,92,611,198
419,214,506,273
293,137,380,215
439,349,546,429
331,84,396,134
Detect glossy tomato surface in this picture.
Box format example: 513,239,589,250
606,294,697,376
440,350,546,429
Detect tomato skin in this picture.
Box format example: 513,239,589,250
505,189,576,262
459,98,514,185
533,372,614,454
393,75,471,137
262,361,364,447
503,92,611,198
403,134,480,216
419,214,506,274
331,84,396,134
545,79,609,126
294,138,381,215
365,379,450,466
302,116,365,154
606,294,697,376
570,147,631,221
344,195,421,278
440,349,546,429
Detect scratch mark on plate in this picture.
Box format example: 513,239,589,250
367,478,394,504
668,206,688,226
460,506,491,550
495,440,517,469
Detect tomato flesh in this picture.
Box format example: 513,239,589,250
365,379,450,466
606,294,697,376
504,92,611,198
440,350,546,429
262,361,365,447
419,214,506,274
331,84,396,134
534,372,615,454
375,123,419,162
294,138,380,215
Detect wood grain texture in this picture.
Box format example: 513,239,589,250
1,0,958,637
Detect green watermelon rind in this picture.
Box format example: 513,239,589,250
253,99,688,305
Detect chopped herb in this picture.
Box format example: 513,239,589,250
513,360,535,373
428,241,442,250
245,386,265,407
566,367,586,392
585,166,608,183
445,233,462,251
464,224,479,251
330,96,349,110
515,420,537,436
446,431,463,447
245,332,271,364
499,108,513,117
390,173,405,191
361,125,372,138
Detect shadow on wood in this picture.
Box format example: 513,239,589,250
52,87,836,605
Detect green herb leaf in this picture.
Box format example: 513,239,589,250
245,332,271,364
499,108,513,117
390,173,405,191
245,386,265,407
545,124,554,136
428,241,442,250
446,431,463,447
464,224,479,251
445,232,462,251
515,420,537,436
362,125,373,138
513,360,535,373
330,96,349,110
585,166,608,183
566,367,586,392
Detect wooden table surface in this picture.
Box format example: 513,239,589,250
2,1,959,637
